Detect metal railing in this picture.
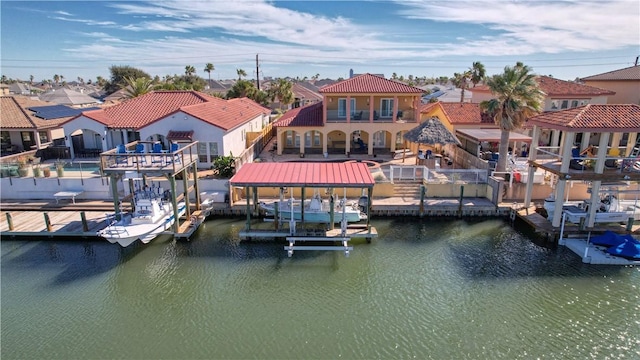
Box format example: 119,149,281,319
388,165,488,184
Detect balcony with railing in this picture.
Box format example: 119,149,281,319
531,146,640,181
326,109,417,123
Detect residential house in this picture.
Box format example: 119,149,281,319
272,74,424,156
581,65,640,105
470,76,616,148
523,104,640,227
420,101,532,158
8,83,32,95
39,87,101,107
291,82,322,108
61,90,270,168
0,96,70,156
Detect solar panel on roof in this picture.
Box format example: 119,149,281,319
28,105,100,120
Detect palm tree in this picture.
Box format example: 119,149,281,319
452,71,471,102
269,78,294,111
185,65,196,76
204,63,215,84
470,61,486,88
480,62,545,173
123,76,154,98
53,74,60,85
29,75,34,85
236,68,247,80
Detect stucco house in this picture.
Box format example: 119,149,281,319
469,76,618,148
60,91,270,168
272,74,424,156
0,95,69,156
581,65,640,105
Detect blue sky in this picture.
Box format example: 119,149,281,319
1,0,638,83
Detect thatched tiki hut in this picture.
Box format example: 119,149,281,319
403,117,461,165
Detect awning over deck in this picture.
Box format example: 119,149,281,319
230,162,375,188
455,129,533,144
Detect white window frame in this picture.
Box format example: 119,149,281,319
380,98,394,117
373,131,386,148
338,98,356,118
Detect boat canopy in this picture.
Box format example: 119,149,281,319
230,162,375,188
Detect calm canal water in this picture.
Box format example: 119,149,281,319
2,217,639,359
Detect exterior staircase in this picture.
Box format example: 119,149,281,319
392,183,423,199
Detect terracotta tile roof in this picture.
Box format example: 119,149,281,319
581,65,640,81
419,101,442,113
319,74,424,94
471,77,616,97
72,91,268,130
536,76,615,97
439,102,495,125
181,97,269,131
527,104,640,131
167,130,194,142
1,95,72,129
292,83,322,102
273,103,324,127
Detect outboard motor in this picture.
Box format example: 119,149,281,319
358,196,368,212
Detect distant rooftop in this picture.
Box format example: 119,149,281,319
581,65,640,81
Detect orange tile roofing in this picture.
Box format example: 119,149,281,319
472,76,615,97
273,103,324,127
439,102,495,125
230,162,375,187
319,73,424,94
74,91,269,130
581,65,640,81
527,104,640,131
1,95,73,129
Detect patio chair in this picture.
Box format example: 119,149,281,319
373,111,379,120
166,143,181,164
115,144,129,166
353,111,363,120
132,143,147,166
151,143,164,166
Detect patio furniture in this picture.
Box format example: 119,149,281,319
151,143,165,166
115,144,129,166
54,190,83,204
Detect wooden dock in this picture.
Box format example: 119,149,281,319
0,210,110,238
515,206,640,242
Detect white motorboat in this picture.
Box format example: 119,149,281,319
260,193,367,224
98,190,186,247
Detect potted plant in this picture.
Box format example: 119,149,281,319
16,156,30,177
43,166,51,177
55,159,65,178
32,165,42,178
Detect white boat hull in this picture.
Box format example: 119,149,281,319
99,202,186,247
260,198,366,224
563,206,631,224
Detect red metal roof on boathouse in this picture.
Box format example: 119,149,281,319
229,162,375,188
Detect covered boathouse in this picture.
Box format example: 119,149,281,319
229,162,378,257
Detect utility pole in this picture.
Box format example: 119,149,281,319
635,56,639,66
256,54,260,90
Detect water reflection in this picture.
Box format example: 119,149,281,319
1,218,638,360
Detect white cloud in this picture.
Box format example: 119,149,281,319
396,0,639,54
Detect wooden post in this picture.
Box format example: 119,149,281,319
80,212,89,232
253,186,259,216
329,194,335,230
193,164,201,210
182,168,190,218
44,212,52,232
301,187,306,222
274,201,279,230
6,212,14,231
169,175,179,233
110,174,121,220
245,186,251,231
458,185,464,218
419,185,426,217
